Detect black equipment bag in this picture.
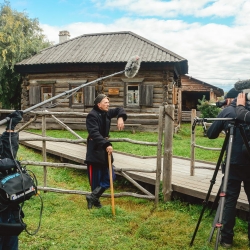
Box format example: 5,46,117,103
0,222,26,236
0,169,37,205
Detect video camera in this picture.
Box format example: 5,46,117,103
215,92,250,108
215,99,227,108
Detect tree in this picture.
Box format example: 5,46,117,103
0,1,52,109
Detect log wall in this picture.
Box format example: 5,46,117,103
21,69,178,132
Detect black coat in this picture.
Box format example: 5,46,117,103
236,105,250,122
0,132,19,159
85,106,127,167
207,103,250,167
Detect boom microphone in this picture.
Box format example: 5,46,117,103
125,55,141,78
0,55,141,125
234,79,250,91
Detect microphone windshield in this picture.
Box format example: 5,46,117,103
234,79,250,91
125,55,141,78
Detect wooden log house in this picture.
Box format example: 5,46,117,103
181,75,224,121
15,31,190,131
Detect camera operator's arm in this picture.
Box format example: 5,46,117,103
206,108,233,139
5,110,23,132
0,111,23,159
236,93,250,123
207,120,224,139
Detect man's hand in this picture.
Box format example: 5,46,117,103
117,117,125,131
237,93,245,106
6,110,23,131
106,145,113,154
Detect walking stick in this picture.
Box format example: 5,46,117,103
108,153,115,216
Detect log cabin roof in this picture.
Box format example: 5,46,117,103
15,31,188,75
182,75,224,96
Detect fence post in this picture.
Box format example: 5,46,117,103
162,104,174,202
42,114,47,188
190,109,196,176
155,105,164,205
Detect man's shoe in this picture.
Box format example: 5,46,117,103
86,186,105,209
93,198,102,208
220,241,232,248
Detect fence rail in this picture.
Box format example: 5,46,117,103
1,106,175,204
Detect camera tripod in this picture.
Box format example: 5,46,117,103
189,118,250,250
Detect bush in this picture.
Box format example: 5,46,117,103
197,95,221,118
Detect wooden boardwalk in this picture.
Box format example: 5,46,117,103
8,130,247,213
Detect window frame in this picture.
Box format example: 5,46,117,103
122,78,144,108
69,83,85,108
29,81,55,106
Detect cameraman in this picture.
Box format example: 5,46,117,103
0,111,23,250
207,97,250,248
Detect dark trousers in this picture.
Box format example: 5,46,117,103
221,178,250,243
0,210,18,250
87,164,116,191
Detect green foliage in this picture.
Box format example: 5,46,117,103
0,0,52,109
197,95,221,118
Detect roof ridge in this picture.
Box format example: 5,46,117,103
41,31,133,51
37,31,186,61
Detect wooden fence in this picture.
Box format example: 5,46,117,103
190,109,222,176
0,105,175,204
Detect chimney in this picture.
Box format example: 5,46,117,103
59,30,70,43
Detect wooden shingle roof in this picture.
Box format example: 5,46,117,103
16,31,188,74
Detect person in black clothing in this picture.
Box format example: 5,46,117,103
85,94,127,209
207,98,250,248
0,110,23,250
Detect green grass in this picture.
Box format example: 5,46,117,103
14,123,248,249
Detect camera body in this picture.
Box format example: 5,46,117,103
216,99,227,108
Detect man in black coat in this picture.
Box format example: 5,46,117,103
0,110,23,250
85,94,127,209
207,98,250,248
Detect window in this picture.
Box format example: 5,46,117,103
73,91,83,104
122,78,153,107
69,84,84,108
29,81,55,106
69,82,95,108
41,86,53,101
127,85,139,105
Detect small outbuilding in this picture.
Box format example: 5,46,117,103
181,75,224,121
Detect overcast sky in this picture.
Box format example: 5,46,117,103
6,0,250,92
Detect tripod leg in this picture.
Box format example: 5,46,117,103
209,182,222,216
208,199,222,242
212,125,235,250
189,132,229,246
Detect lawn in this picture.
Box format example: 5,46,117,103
14,123,249,249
